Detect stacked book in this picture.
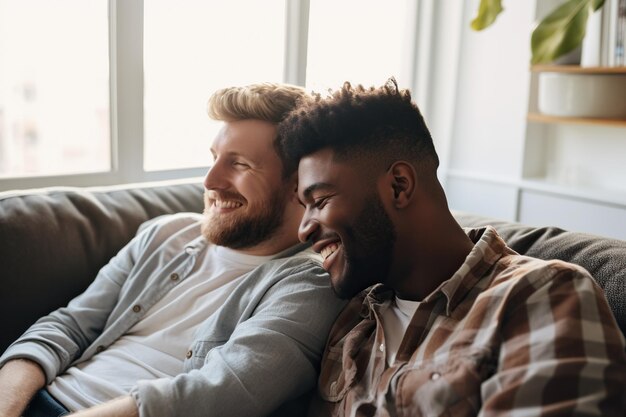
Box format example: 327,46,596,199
582,0,626,67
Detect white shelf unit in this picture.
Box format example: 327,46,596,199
440,0,626,240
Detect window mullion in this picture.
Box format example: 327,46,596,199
283,0,310,86
113,0,144,183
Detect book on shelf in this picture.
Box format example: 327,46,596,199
583,0,626,67
617,0,626,66
582,5,603,66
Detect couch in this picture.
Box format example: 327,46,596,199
1,178,625,355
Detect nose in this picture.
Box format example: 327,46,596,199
203,160,226,190
298,210,320,243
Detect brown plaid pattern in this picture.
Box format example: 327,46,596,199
311,227,626,416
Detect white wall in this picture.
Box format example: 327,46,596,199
431,0,626,239
446,0,533,180
428,0,535,219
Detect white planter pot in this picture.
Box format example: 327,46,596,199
538,73,626,118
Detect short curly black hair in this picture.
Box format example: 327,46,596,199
277,78,439,176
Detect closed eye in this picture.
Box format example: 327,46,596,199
233,161,251,169
313,196,329,209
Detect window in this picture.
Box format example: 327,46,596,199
0,0,419,191
305,0,415,91
0,0,110,179
143,0,286,171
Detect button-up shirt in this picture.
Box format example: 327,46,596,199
312,226,626,416
1,213,346,417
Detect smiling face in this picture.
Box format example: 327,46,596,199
202,119,293,252
298,148,396,299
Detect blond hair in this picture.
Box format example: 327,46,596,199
207,82,307,124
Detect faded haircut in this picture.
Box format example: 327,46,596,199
277,78,439,177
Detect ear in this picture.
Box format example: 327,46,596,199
287,174,301,204
387,161,416,209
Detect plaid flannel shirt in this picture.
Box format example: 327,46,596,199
311,226,626,416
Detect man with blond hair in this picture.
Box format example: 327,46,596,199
0,83,345,417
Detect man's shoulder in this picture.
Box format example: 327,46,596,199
256,247,325,282
134,212,204,250
231,247,330,302
275,247,323,267
498,253,590,280
138,212,203,234
489,252,596,298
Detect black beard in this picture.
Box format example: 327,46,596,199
333,193,396,299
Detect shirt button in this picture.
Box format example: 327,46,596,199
170,273,180,281
430,372,441,380
379,343,384,352
186,350,193,359
95,345,105,353
132,305,141,313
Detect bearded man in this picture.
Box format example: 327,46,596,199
279,80,626,416
0,83,345,417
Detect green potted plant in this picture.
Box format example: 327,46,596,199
471,0,605,64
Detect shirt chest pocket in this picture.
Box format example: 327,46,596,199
183,339,226,371
394,350,495,417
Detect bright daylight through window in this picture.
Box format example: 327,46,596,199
305,0,414,92
0,0,110,178
0,0,416,188
143,0,286,171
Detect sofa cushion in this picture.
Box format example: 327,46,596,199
0,180,204,352
454,211,626,337
3,188,623,352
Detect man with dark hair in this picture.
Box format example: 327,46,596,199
278,79,626,416
0,83,345,417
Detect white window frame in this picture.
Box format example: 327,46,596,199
0,0,424,191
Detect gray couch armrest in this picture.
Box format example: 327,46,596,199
454,211,626,337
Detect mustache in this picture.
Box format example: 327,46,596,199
204,190,245,203
312,232,341,244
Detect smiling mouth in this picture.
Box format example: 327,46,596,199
320,242,340,261
211,199,243,209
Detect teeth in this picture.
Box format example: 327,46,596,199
321,243,339,260
213,199,242,209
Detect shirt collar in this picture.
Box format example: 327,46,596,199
440,226,511,315
360,284,394,319
359,226,512,317
185,238,312,260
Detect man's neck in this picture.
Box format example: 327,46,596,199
233,234,301,257
390,215,474,301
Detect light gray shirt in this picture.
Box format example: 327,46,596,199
0,213,346,417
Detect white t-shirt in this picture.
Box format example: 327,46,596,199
48,244,273,410
381,296,420,365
